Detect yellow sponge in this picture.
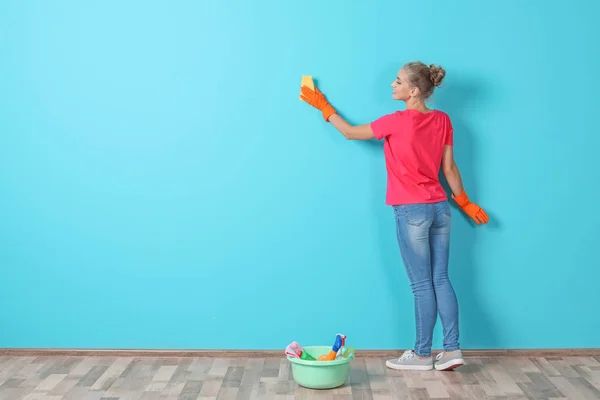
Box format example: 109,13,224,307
300,75,314,99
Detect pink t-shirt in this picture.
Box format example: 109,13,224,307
370,109,453,205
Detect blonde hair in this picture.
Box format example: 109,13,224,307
403,61,446,100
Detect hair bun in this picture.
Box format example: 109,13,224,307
429,64,446,87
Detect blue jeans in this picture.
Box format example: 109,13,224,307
393,201,460,357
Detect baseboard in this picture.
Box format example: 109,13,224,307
2,348,600,358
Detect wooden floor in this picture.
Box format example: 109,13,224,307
1,355,600,399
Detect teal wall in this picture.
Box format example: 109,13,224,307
1,0,599,350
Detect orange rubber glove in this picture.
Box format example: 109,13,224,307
300,85,337,122
317,350,337,361
452,190,489,225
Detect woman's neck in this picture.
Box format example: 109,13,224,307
405,98,431,113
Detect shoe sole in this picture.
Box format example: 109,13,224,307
434,358,465,371
385,360,433,371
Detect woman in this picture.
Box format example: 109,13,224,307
300,61,489,371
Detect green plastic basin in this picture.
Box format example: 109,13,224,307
287,345,355,389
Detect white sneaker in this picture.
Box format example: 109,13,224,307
434,350,465,371
385,350,433,371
